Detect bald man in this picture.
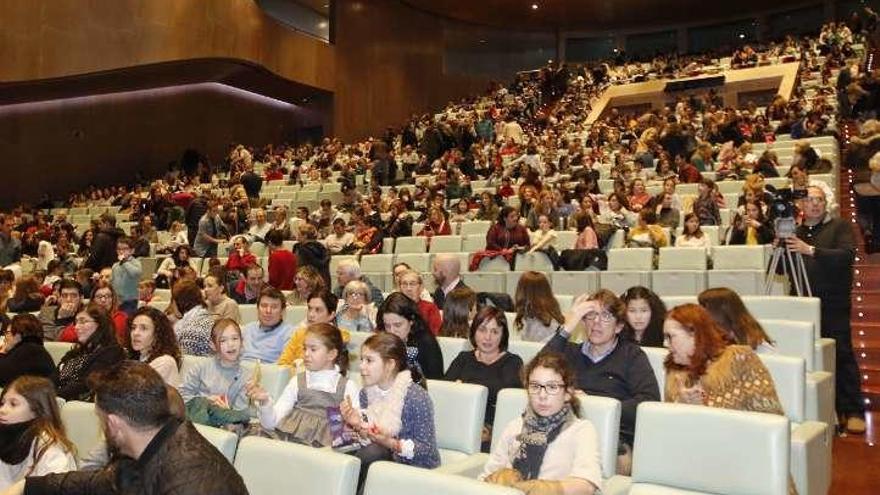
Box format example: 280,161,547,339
431,254,468,310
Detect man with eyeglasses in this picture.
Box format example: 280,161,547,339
787,185,866,434
37,279,83,341
544,290,659,473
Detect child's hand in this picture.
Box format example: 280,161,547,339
340,396,362,428
244,383,269,405
208,395,230,409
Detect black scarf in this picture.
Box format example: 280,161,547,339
512,404,574,480
0,419,39,465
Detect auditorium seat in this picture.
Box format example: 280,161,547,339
425,380,487,464
393,253,431,273
429,235,463,253
367,461,521,495
461,234,487,252
440,389,621,482
604,403,790,495
551,271,600,296
459,221,492,237
602,248,653,294
61,401,104,463
194,423,239,463
514,251,555,272
44,341,75,365
461,272,505,293
436,336,469,373
234,436,360,495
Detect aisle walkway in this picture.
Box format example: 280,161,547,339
830,122,878,493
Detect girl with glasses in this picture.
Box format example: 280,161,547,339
481,352,600,495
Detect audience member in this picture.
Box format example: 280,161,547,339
128,307,183,387
514,271,565,343
620,286,666,347
376,293,444,380
241,287,296,363
0,314,55,387
172,279,215,357
438,286,476,338
55,305,126,401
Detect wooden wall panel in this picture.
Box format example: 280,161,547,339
0,0,334,91
332,0,491,141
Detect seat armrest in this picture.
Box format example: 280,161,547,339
603,475,633,495
814,339,835,374
434,453,489,479
790,421,832,495
805,371,834,426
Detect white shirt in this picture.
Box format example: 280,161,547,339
480,417,602,489
145,354,182,387
0,439,76,490
259,367,361,429
442,277,462,298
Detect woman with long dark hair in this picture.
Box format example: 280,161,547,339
55,304,125,401
620,286,666,347
375,293,444,380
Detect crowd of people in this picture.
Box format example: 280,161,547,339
0,14,876,495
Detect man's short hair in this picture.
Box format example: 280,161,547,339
337,259,361,278
90,361,170,429
58,278,82,294
257,286,286,308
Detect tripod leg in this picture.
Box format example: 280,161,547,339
794,252,813,297
784,247,802,296
765,247,782,294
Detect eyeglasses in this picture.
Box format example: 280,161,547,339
527,382,565,395
75,318,96,325
584,311,616,323
399,281,420,288
93,293,112,300
802,197,826,205
346,293,366,299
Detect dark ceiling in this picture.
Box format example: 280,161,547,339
400,0,821,30
0,58,331,107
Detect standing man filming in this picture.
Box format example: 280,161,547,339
786,186,866,434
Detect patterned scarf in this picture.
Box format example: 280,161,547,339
405,346,422,376
512,404,574,480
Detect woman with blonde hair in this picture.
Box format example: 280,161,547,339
514,271,564,342
287,266,326,306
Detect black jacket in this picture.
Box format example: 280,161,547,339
431,279,467,311
795,215,855,306
24,418,248,495
84,227,124,272
543,333,660,445
0,336,55,387
55,344,126,401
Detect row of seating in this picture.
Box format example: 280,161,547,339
53,385,826,495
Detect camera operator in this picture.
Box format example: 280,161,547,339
785,186,866,434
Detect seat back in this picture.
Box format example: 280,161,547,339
659,295,697,309
395,236,428,253
631,402,790,495
241,361,291,403
234,436,360,495
492,389,621,479
364,461,521,495
360,254,394,272
394,253,432,273
346,330,373,371
459,221,492,237
436,336,470,373
461,272,505,293
551,272,599,297
658,247,708,270
761,319,816,371
193,423,239,463
429,235,463,253
44,341,75,365
711,245,768,270
651,270,707,296
239,304,258,325
742,296,821,339
757,353,806,424
461,234,487,252
641,346,668,396
505,340,543,369
607,248,654,271
60,401,103,462
426,380,487,463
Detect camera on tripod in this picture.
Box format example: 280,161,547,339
765,186,806,239
763,185,811,296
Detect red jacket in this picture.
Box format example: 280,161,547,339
226,252,258,273
678,164,702,184
417,299,443,336
268,249,298,290
58,309,128,346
